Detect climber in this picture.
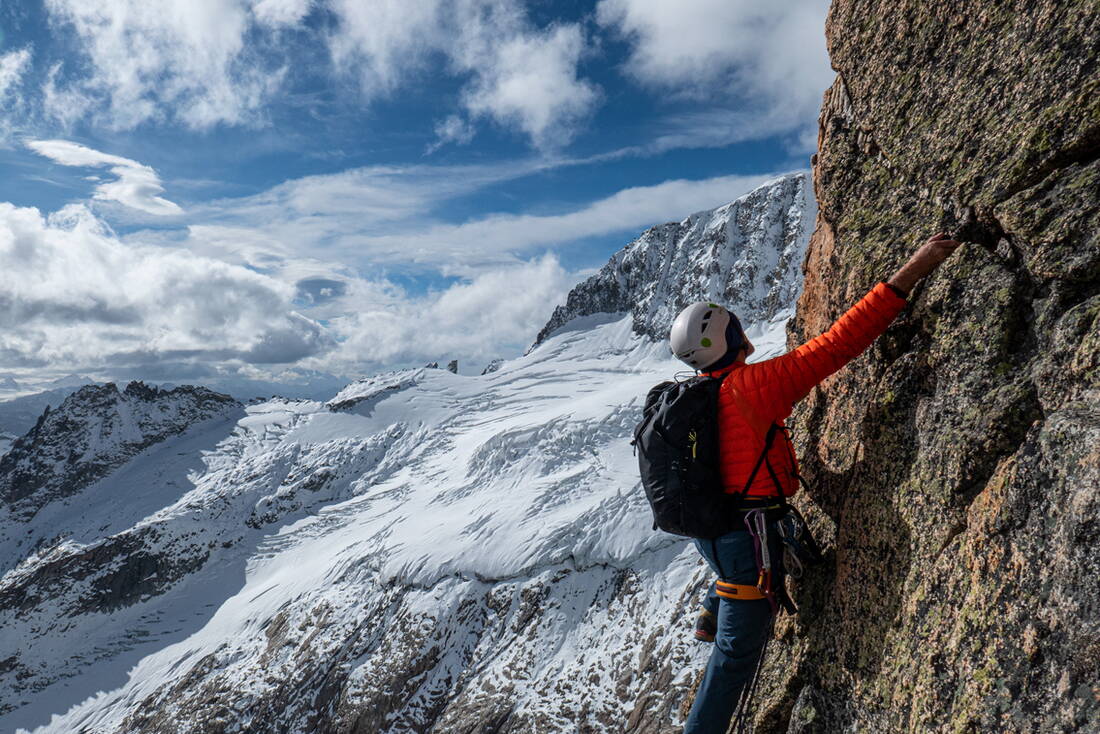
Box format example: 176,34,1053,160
670,232,962,733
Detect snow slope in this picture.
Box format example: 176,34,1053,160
1,173,813,734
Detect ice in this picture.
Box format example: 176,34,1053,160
1,173,813,733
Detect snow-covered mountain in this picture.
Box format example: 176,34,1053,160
535,172,812,346
1,172,813,734
0,382,241,527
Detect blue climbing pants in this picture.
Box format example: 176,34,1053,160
684,528,780,734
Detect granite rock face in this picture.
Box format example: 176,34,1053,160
750,3,1099,732
533,173,814,347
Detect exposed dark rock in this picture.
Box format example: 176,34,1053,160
481,359,504,375
532,173,814,348
0,381,240,521
752,2,1100,732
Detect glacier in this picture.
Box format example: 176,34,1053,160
0,172,813,733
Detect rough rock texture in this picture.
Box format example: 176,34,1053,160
1,175,815,733
0,381,240,521
752,3,1100,732
0,399,403,721
533,172,814,346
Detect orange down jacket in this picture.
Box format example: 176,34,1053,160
703,282,907,499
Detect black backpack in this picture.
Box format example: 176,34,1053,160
632,374,779,539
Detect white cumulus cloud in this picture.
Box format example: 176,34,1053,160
27,139,183,216
329,0,599,150
597,0,831,148
42,0,282,130
0,202,329,371
460,23,598,149
320,254,576,371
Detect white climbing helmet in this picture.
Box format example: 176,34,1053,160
670,301,737,369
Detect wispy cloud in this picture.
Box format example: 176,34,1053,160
27,139,183,216
0,48,33,143
349,173,778,273
597,0,831,150
184,168,776,274
0,48,31,101
426,115,477,154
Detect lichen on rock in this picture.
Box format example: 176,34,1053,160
755,1,1100,731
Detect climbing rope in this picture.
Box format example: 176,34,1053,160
731,616,775,734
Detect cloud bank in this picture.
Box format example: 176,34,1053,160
0,199,578,379
0,202,323,369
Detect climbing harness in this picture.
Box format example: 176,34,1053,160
744,508,779,614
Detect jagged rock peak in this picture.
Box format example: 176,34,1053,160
0,381,240,520
533,172,815,347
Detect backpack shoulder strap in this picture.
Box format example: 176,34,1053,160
735,422,780,504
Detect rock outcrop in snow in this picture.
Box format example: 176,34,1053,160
0,176,814,734
0,382,240,523
534,172,814,346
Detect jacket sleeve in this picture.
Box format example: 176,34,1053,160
740,282,907,417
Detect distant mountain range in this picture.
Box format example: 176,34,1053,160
0,173,813,733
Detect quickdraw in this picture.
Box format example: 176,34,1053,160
744,508,778,614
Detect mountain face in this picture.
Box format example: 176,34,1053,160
0,382,240,525
535,172,814,346
0,385,89,439
0,177,812,734
748,3,1099,733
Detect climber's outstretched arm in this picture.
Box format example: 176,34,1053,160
887,232,962,295
738,232,963,414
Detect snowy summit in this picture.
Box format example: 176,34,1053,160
1,173,812,733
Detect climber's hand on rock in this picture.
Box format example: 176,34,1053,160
888,233,962,295
913,232,963,271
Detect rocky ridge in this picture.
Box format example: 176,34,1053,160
0,381,240,524
534,172,814,346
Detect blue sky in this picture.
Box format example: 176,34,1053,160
0,0,830,386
